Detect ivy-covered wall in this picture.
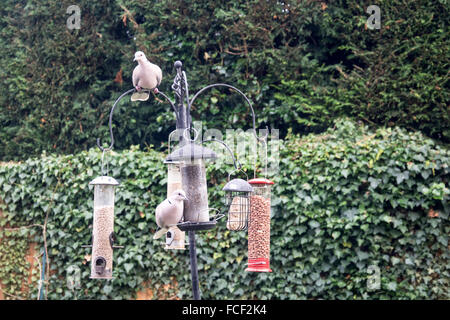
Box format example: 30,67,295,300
0,120,448,299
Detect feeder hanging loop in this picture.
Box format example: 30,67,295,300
96,88,135,152
202,138,241,171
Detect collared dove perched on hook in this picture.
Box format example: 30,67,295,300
131,51,163,102
153,189,188,240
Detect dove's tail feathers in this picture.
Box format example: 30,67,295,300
153,227,169,240
131,91,150,102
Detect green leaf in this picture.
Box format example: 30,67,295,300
386,282,397,291
124,263,134,273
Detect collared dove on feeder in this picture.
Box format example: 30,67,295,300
131,51,163,102
153,189,188,240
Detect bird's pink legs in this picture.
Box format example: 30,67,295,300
153,88,159,94
135,86,141,91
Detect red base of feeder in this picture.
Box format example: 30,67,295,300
245,258,272,272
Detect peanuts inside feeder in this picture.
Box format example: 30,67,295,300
246,178,274,272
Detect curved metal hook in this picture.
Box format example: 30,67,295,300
189,83,269,143
96,88,178,152
157,90,178,116
227,167,248,182
96,88,135,152
202,138,241,170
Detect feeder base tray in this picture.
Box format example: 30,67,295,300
246,258,272,272
177,220,217,232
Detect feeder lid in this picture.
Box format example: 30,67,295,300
223,178,254,192
165,143,217,162
248,178,274,185
89,176,119,186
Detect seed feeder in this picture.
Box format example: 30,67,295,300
223,172,253,231
166,139,217,227
163,131,186,250
88,175,120,279
163,159,186,250
246,178,274,272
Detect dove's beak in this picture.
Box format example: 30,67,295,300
133,57,136,61
182,195,189,201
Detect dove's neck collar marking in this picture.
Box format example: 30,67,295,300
168,199,172,205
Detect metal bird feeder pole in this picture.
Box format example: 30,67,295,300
165,62,268,299
94,60,268,299
169,68,217,299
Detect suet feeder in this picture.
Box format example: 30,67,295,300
89,175,120,279
166,142,217,224
246,178,274,273
223,177,253,231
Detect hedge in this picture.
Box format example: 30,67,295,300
1,1,448,161
0,119,448,299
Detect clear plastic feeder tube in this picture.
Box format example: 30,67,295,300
246,178,274,272
89,176,119,279
165,160,185,250
181,159,209,223
167,161,183,196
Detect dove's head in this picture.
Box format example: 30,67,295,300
133,51,147,62
170,189,188,202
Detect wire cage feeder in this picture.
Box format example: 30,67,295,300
222,171,253,231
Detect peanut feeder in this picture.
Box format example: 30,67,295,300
246,178,274,272
89,176,119,279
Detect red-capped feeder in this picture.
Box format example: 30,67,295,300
246,178,274,272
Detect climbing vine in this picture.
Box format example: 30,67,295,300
0,223,40,299
0,119,448,299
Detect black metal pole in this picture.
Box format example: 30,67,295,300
188,230,201,300
173,61,187,146
173,61,201,300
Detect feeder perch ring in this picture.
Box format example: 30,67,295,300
177,208,222,232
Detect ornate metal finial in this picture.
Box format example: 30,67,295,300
172,61,185,103
174,60,183,70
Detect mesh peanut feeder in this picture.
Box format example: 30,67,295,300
246,178,274,272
